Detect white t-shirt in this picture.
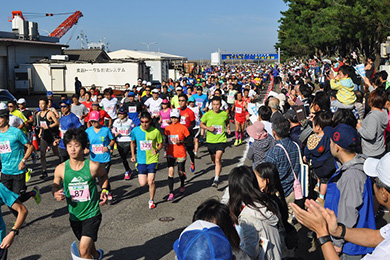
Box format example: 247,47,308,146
189,106,201,129
362,224,390,259
9,114,24,128
112,117,135,142
144,98,163,117
100,97,119,119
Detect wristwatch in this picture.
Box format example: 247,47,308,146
316,235,332,247
21,159,26,163
11,229,19,236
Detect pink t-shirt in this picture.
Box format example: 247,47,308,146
160,108,171,128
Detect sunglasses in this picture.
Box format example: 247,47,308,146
61,105,67,108
141,120,150,124
179,100,186,102
8,106,14,108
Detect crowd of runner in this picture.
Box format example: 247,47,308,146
0,56,390,259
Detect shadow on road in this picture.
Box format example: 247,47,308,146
104,228,183,260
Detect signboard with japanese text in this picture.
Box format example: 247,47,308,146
221,53,278,61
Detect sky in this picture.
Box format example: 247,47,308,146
0,0,288,60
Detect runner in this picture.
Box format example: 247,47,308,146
37,98,60,179
55,99,82,163
232,92,248,146
52,128,108,260
86,102,112,128
144,89,162,126
164,109,190,201
71,94,89,125
112,107,135,180
130,112,163,209
0,104,41,213
200,96,231,188
171,87,183,108
100,88,119,127
85,111,115,204
0,182,28,260
17,98,38,164
178,94,196,173
158,99,171,156
207,89,229,111
188,96,202,159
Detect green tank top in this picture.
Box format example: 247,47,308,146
63,159,100,221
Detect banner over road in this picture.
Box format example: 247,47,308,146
221,53,278,60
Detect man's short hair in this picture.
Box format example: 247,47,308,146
313,91,330,111
103,88,113,95
268,97,279,110
64,128,88,149
178,93,188,101
211,96,222,104
272,117,290,138
258,106,272,121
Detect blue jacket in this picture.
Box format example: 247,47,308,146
324,154,375,255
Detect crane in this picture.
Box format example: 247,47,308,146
9,10,83,39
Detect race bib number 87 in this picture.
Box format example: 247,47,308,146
69,185,91,202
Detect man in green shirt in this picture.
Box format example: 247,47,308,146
200,96,231,188
52,128,109,260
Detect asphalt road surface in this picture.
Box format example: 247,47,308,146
4,134,389,260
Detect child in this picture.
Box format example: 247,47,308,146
304,111,335,206
329,65,357,111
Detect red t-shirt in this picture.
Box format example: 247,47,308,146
179,107,195,128
165,123,190,158
82,101,93,112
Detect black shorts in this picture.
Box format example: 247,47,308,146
70,214,102,242
1,173,26,195
207,143,226,155
167,157,186,172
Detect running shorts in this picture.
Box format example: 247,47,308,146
70,214,102,242
207,143,226,155
137,163,158,174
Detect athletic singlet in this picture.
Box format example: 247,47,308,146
234,100,247,118
38,110,56,141
63,159,100,221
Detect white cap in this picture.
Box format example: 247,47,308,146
17,98,26,104
170,108,180,118
138,78,142,82
0,103,7,110
142,80,147,85
176,87,182,91
146,82,152,86
152,89,159,93
364,153,390,187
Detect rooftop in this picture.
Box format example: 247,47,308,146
108,49,187,61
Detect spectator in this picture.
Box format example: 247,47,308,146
246,121,274,170
268,97,283,124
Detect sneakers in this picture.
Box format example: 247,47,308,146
107,192,113,204
25,168,32,183
167,193,174,201
31,153,37,165
124,170,132,180
39,171,48,180
239,139,242,145
190,162,195,173
211,180,219,188
182,172,187,180
194,152,201,159
97,249,104,260
148,200,156,209
234,139,239,146
32,186,41,204
180,187,185,194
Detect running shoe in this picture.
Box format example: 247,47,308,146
148,200,156,209
234,139,239,146
182,172,187,180
124,170,132,180
211,180,219,188
25,168,32,183
190,162,195,173
39,171,48,180
97,249,104,260
32,186,41,204
239,139,242,145
180,187,185,194
194,152,201,159
167,193,174,201
107,192,113,204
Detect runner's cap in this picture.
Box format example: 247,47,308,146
46,91,53,96
17,98,26,104
173,220,233,260
176,87,182,91
147,82,152,86
142,80,147,85
170,109,180,118
152,89,159,93
364,152,390,187
196,86,203,91
59,99,71,106
188,96,195,103
118,106,127,114
128,92,135,97
89,111,100,121
162,99,169,104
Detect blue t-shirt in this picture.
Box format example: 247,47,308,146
0,126,28,175
85,126,113,163
192,93,208,110
0,183,18,242
59,112,82,149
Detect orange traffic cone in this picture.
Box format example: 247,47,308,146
32,129,39,151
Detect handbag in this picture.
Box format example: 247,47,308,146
276,143,305,208
293,142,310,198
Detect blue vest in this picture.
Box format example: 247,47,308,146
324,164,375,255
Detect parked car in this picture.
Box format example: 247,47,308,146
0,89,17,104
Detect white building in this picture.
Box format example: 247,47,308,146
108,49,187,83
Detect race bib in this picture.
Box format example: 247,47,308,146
140,140,153,151
180,116,187,125
196,101,203,108
213,125,223,134
162,119,170,127
92,144,104,154
118,127,129,135
152,110,160,117
106,106,114,111
235,107,242,114
227,92,235,103
69,185,90,202
0,141,11,154
168,135,179,145
40,121,48,128
128,106,137,113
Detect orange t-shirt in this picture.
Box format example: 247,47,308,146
165,123,190,158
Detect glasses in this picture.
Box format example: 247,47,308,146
8,106,14,108
179,100,186,102
141,120,150,124
61,105,67,108
97,98,102,100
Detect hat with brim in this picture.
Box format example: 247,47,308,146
364,153,390,187
246,121,268,140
